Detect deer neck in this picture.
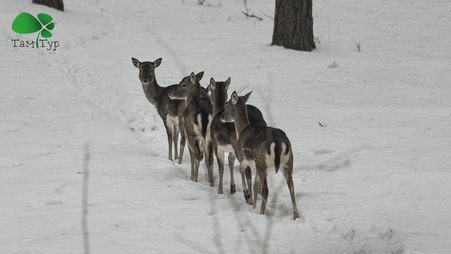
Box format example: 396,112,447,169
212,91,226,116
233,103,250,138
185,84,202,106
142,78,163,106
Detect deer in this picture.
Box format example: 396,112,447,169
177,77,209,165
168,72,215,187
207,78,267,204
220,91,300,220
131,57,185,161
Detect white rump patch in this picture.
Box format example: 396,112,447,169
266,142,276,168
266,142,289,170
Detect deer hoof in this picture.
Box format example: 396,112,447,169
230,184,236,194
293,211,301,220
244,192,253,205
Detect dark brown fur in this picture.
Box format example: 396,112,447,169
208,78,267,203
131,57,184,161
169,72,214,186
220,91,300,220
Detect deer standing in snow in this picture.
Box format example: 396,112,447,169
221,91,300,220
207,78,267,203
168,72,215,186
131,57,183,161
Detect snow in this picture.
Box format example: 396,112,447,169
1,0,451,253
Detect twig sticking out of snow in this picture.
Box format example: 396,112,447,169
237,84,250,95
241,11,263,21
209,191,225,254
81,144,91,254
198,0,222,7
355,42,361,52
318,121,327,128
241,0,263,21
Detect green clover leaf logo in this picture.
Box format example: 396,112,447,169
12,12,55,48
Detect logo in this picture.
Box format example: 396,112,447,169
11,12,59,51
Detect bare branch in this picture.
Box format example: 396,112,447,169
241,0,263,21
241,11,263,21
242,0,249,13
81,144,91,254
355,42,361,52
209,191,225,254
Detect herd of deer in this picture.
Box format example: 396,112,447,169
131,57,300,220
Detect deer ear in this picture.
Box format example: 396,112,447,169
225,77,231,89
231,91,239,105
154,58,162,68
241,91,253,103
131,57,141,68
190,72,196,83
196,71,204,81
206,85,212,96
209,78,216,89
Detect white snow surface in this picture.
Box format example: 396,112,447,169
1,0,451,253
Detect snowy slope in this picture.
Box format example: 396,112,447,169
1,0,451,253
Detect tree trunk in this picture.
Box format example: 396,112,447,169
32,0,64,12
272,0,315,51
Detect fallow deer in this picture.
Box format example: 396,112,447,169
177,77,209,165
131,57,183,161
207,78,267,203
221,91,300,220
168,72,214,187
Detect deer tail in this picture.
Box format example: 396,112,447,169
274,142,281,173
201,113,209,138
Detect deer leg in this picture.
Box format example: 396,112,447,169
204,141,214,187
215,147,225,194
256,167,268,215
228,153,236,194
193,159,200,182
283,167,300,220
188,148,194,181
192,139,203,182
245,166,253,206
252,173,260,209
178,119,185,164
173,123,179,161
163,121,173,161
239,163,251,204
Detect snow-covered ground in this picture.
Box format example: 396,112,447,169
1,0,451,253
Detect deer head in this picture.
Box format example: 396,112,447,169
131,57,162,86
168,71,204,100
220,91,252,123
207,77,231,114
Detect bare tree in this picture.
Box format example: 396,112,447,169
271,0,315,51
32,0,64,11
